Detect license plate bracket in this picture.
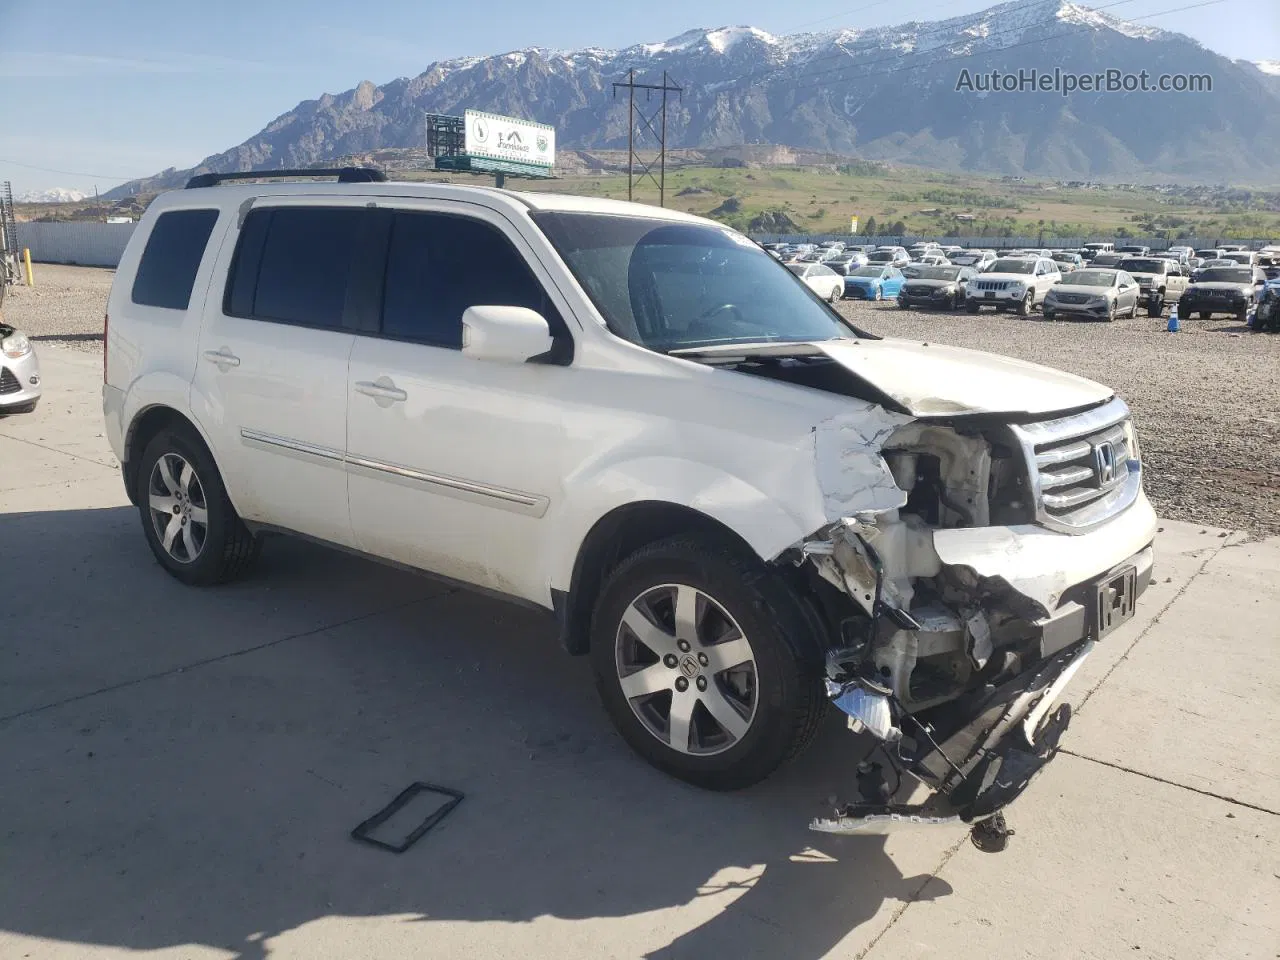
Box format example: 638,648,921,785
985,291,995,299
1093,565,1137,638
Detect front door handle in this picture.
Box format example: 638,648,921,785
203,348,240,370
355,378,407,404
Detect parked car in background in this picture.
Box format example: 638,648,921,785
1195,248,1225,262
1179,266,1264,321
1219,244,1246,252
1221,250,1258,267
1081,242,1115,261
826,251,869,275
1089,253,1125,268
786,261,845,302
0,322,41,414
897,264,976,310
1192,258,1238,280
950,249,997,271
868,246,910,267
1166,245,1193,264
843,264,906,301
1051,252,1084,273
1116,245,1150,256
1115,257,1189,316
1042,268,1141,322
966,256,1062,315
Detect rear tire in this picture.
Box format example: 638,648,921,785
589,534,825,791
136,426,260,586
1199,311,1211,320
1147,297,1163,318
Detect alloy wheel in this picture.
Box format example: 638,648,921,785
147,452,208,564
615,583,758,756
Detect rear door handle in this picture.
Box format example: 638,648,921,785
355,379,407,404
203,348,240,369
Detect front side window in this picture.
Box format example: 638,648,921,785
131,208,219,310
380,211,563,349
532,212,858,352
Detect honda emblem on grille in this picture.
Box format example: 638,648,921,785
1094,441,1119,485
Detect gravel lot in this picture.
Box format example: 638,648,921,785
5,264,1278,535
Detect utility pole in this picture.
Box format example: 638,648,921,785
612,70,682,207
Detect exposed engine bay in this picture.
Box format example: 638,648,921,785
781,410,1154,850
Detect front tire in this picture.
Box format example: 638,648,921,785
966,299,981,314
1018,291,1034,316
136,426,261,586
589,534,825,791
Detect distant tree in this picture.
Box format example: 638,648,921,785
863,215,878,236
888,220,906,235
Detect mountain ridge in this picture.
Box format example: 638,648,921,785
106,0,1280,197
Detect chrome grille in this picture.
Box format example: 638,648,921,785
1011,397,1141,532
974,279,1014,291
1054,293,1091,304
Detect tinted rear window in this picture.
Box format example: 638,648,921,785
131,209,219,310
225,207,365,328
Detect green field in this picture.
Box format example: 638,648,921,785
20,157,1280,241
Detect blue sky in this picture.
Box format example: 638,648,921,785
1,0,1276,194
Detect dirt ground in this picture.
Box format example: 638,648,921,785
5,263,1278,535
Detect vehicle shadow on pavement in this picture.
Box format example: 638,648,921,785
0,506,952,959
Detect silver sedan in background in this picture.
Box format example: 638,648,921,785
0,322,41,414
1042,268,1141,322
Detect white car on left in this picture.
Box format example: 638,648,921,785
786,261,844,302
0,321,41,414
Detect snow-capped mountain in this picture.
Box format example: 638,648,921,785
107,0,1280,195
18,187,90,203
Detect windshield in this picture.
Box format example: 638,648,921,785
1051,254,1076,261
850,266,886,278
950,254,978,263
1065,270,1116,287
785,263,808,276
990,259,1036,274
867,252,895,262
1084,244,1109,251
1197,268,1252,283
909,266,962,280
1117,258,1166,274
532,212,856,351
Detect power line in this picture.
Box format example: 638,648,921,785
0,157,143,181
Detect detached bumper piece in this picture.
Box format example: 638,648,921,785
811,640,1092,851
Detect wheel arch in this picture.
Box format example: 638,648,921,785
556,501,763,656
122,405,217,506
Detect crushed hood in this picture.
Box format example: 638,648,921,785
684,339,1114,417
819,339,1112,416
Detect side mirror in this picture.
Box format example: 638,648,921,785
461,305,554,364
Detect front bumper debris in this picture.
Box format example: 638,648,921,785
812,639,1093,847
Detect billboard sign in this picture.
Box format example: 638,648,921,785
464,110,555,168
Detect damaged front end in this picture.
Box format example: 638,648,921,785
790,397,1155,849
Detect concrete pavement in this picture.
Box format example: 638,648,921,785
1,345,1276,959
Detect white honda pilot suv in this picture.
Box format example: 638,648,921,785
104,171,1156,836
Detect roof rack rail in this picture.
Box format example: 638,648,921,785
184,167,388,189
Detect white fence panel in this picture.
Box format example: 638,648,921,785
15,222,137,268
